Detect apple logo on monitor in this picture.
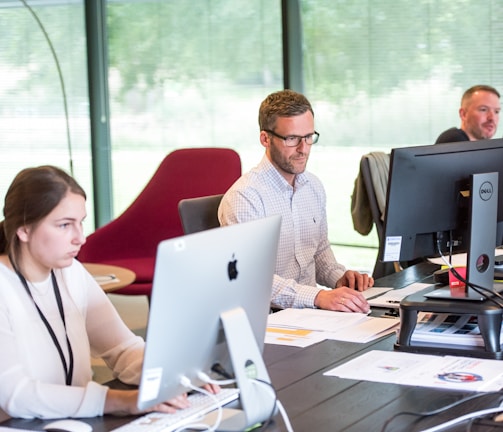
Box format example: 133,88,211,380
227,254,238,280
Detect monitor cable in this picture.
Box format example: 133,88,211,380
419,404,503,432
435,237,503,308
380,391,503,432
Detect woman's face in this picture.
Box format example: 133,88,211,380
17,192,87,278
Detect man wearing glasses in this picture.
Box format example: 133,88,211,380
218,89,373,313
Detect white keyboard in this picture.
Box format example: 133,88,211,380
112,388,240,432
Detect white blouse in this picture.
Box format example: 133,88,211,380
0,259,144,419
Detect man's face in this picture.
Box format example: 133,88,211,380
260,111,315,185
460,90,500,140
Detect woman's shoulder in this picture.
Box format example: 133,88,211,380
57,259,98,297
0,257,16,280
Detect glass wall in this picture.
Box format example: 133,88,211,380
300,0,503,269
1,1,502,273
106,0,283,218
0,0,92,230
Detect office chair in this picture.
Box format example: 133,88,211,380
352,152,398,279
178,194,224,234
78,148,241,300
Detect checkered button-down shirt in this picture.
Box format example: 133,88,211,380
219,155,346,309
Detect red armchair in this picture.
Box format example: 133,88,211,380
77,147,242,299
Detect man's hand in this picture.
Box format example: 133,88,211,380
336,270,374,291
314,287,370,313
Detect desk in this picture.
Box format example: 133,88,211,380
83,263,136,293
4,262,503,431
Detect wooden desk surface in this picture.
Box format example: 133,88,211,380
4,262,503,431
83,263,136,293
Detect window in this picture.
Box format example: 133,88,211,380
2,1,503,273
106,0,283,216
301,0,503,270
0,0,92,230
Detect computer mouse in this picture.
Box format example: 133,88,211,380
43,419,92,432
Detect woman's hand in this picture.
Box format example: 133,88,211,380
104,383,220,416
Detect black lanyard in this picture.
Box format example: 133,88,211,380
10,258,74,386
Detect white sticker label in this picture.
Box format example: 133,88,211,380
139,367,162,402
383,236,402,262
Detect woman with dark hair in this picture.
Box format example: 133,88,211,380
0,166,214,420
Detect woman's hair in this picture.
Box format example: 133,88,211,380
258,89,314,131
0,165,86,266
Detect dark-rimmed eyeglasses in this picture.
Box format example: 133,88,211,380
264,129,320,147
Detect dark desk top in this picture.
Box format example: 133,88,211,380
4,262,503,432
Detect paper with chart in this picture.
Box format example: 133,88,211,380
265,308,399,346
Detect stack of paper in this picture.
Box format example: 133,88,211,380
410,312,503,348
266,308,399,347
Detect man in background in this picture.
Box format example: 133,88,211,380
435,84,500,143
218,89,373,313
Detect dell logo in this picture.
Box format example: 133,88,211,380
479,181,494,201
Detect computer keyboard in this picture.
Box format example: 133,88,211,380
112,388,240,432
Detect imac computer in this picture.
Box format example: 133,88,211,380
380,138,503,300
137,215,281,430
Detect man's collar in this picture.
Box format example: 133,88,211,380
259,155,309,190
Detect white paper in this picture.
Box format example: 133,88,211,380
267,308,369,332
265,327,326,347
266,309,399,345
325,350,503,392
324,316,399,343
362,287,393,299
410,312,503,348
367,282,433,308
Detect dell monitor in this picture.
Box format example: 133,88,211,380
137,215,281,430
380,138,503,300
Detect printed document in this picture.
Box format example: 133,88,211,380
367,282,433,308
324,350,503,392
410,312,503,348
266,309,399,346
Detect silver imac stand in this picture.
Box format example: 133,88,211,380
201,306,276,431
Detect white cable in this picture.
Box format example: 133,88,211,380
437,249,454,270
251,379,294,432
197,370,237,386
189,374,295,431
276,400,294,432
175,375,223,432
420,406,503,432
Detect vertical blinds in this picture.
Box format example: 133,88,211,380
0,0,92,228
302,0,503,148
